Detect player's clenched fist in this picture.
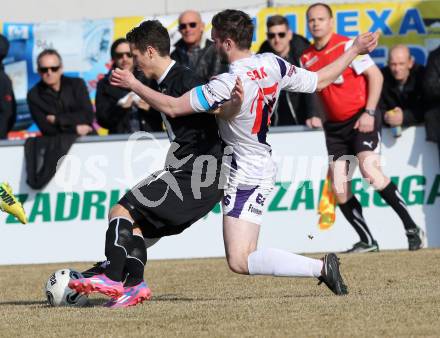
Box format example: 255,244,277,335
353,32,380,55
110,68,137,89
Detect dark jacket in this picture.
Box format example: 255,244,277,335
0,34,16,139
171,37,228,82
424,46,440,110
258,34,321,126
27,76,94,136
380,64,425,126
423,46,440,143
24,134,77,189
95,71,163,134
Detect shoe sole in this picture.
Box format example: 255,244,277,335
409,229,427,251
109,288,152,309
345,246,379,254
68,280,123,298
325,254,348,295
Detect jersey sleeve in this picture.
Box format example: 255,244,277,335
190,73,234,113
344,40,375,75
277,57,318,93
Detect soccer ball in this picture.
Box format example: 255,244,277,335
45,269,89,307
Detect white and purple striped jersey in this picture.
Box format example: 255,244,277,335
190,53,318,186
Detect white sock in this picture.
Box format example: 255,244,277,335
247,248,323,278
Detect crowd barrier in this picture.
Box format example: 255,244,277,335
0,126,438,265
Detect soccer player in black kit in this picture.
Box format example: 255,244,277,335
70,20,243,308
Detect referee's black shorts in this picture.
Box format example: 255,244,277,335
119,166,223,238
324,110,382,161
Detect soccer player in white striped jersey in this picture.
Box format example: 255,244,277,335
110,9,380,295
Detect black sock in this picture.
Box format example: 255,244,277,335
124,235,147,287
104,217,133,282
379,182,417,231
81,261,108,278
339,196,375,245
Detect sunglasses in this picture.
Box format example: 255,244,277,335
178,22,197,30
267,32,287,39
115,52,133,59
38,66,61,73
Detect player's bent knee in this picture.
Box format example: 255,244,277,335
108,204,132,221
130,244,145,259
226,254,249,275
334,189,351,204
361,172,378,188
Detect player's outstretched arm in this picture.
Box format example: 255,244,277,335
316,31,379,91
212,77,244,120
110,68,193,117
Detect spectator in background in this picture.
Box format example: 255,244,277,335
424,45,440,145
258,15,322,127
96,38,162,134
380,45,425,131
171,10,227,81
0,34,16,139
27,49,94,136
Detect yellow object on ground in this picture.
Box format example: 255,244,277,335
0,182,27,224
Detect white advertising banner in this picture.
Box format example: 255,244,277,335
0,127,438,265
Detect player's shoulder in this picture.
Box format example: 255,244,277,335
254,52,284,65
208,72,236,88
259,53,307,82
166,64,205,90
172,64,202,82
254,52,290,74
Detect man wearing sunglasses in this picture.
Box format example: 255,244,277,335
96,38,162,134
171,10,227,81
27,49,94,136
258,15,322,128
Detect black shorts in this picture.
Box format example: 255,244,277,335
324,110,382,161
119,166,223,238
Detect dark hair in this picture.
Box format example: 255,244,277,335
212,10,254,50
306,3,333,19
111,38,129,60
37,49,62,67
126,20,170,56
266,15,289,29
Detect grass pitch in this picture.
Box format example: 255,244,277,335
0,249,439,337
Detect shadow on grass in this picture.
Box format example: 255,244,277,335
0,293,330,308
0,299,110,308
152,294,208,302
0,300,47,306
152,293,326,302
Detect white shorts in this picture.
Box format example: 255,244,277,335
222,182,273,225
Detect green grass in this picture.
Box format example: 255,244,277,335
0,249,439,337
